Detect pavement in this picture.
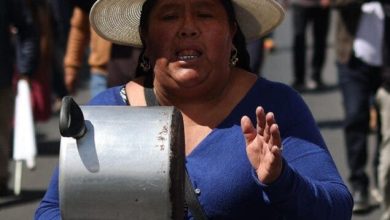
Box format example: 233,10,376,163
0,10,384,220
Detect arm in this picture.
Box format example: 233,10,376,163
35,167,61,220
241,88,353,219
88,28,111,75
262,139,353,219
63,6,91,93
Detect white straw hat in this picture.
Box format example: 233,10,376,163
90,0,285,48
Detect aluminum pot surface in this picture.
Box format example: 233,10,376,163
59,105,184,220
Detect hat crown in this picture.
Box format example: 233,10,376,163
90,0,285,47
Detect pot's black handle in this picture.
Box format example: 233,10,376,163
59,96,86,139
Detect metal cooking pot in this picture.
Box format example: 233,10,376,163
58,97,184,220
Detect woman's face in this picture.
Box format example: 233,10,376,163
143,0,236,93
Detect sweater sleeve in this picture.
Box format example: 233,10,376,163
257,87,353,219
35,167,61,220
63,6,90,70
260,139,353,219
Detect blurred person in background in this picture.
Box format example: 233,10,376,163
64,0,108,97
246,33,278,76
0,0,39,195
64,0,141,98
246,0,286,77
289,0,331,91
332,0,384,213
376,2,390,219
29,0,56,122
47,0,73,112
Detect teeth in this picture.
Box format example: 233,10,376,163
177,49,200,61
178,55,198,60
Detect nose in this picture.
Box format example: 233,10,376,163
178,14,199,38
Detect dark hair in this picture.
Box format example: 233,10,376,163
135,0,251,77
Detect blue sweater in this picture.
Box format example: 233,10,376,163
35,78,353,219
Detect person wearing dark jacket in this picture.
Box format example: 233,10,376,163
0,0,39,195
332,0,386,213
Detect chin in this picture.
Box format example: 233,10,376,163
172,68,206,87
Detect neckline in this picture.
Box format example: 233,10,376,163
186,78,263,158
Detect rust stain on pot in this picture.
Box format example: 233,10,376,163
156,124,168,151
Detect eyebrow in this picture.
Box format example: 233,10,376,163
193,0,219,9
157,3,180,12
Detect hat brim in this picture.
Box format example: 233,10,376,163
90,0,285,48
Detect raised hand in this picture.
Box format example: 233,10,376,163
241,106,283,184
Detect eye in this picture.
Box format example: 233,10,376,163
197,11,213,18
198,13,213,18
161,12,178,21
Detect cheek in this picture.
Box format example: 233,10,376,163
206,34,233,61
203,25,233,50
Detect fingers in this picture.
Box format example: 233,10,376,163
270,124,282,154
263,112,276,143
256,107,282,149
245,107,284,184
256,107,266,135
241,115,257,145
243,107,282,150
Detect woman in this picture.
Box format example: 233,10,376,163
36,0,353,219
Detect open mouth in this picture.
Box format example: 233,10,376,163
176,49,201,61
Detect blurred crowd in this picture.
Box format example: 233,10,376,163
0,0,141,196
1,0,390,219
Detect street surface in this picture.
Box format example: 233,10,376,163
0,10,383,220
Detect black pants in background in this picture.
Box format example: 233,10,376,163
337,56,382,192
292,5,330,84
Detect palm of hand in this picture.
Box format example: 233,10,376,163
241,107,283,184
